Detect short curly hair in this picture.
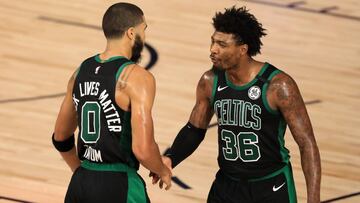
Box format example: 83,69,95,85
212,6,266,56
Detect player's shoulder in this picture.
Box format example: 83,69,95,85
123,64,155,87
267,67,300,100
74,55,97,76
199,67,217,85
269,69,297,88
130,64,154,78
195,68,218,98
79,55,97,66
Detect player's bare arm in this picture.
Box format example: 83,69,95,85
53,71,80,172
188,70,216,128
158,70,215,172
151,70,215,185
122,65,172,190
267,73,321,203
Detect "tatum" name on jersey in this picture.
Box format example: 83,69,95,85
77,81,122,132
214,99,261,130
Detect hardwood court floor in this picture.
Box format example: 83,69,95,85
0,0,359,202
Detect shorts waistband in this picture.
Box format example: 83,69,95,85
81,160,136,173
248,163,290,182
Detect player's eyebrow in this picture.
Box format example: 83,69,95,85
211,36,228,45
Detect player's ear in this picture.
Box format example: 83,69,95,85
126,27,136,41
239,44,249,56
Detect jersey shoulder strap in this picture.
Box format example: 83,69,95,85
210,67,221,106
115,60,135,81
256,63,282,85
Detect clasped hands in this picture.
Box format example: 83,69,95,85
149,156,173,190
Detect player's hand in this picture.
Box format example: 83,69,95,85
158,164,172,190
149,156,172,185
162,156,172,169
149,171,160,184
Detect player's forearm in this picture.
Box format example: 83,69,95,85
133,142,167,176
164,122,206,168
60,147,81,172
52,133,80,172
300,142,321,203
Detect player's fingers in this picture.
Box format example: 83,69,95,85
159,180,163,189
165,182,171,190
152,175,160,184
164,180,171,190
149,171,156,177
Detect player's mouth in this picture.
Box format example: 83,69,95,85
210,55,219,64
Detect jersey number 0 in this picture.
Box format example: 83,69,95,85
80,102,101,143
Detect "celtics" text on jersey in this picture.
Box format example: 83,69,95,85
214,99,261,130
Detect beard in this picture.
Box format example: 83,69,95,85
130,35,144,63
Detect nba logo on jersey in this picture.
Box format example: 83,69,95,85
95,66,101,74
248,86,261,100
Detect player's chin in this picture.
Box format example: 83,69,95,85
213,63,225,70
212,61,221,68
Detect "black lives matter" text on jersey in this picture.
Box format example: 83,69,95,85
72,55,139,169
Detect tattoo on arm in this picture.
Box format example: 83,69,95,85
270,73,321,202
189,71,215,129
118,65,135,90
272,74,313,146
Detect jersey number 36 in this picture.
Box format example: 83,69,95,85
221,129,261,162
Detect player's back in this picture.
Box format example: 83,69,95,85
72,54,139,169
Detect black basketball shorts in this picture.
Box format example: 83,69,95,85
65,160,150,203
207,163,297,203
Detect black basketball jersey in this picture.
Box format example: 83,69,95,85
72,54,139,170
211,63,290,179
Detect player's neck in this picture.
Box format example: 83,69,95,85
101,39,132,60
226,58,262,86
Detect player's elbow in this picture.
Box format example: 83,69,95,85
298,137,319,154
54,128,72,141
53,132,65,141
